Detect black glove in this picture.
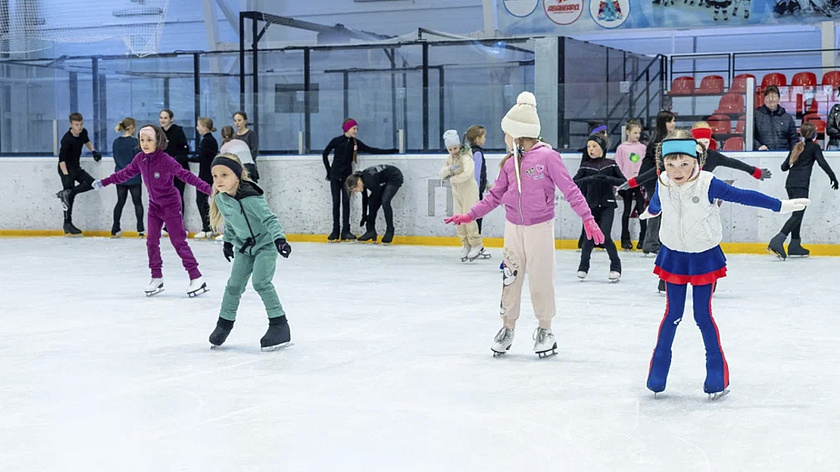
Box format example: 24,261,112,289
594,173,607,180
92,151,102,162
325,168,331,181
275,238,292,258
759,168,772,180
223,242,234,262
832,179,839,190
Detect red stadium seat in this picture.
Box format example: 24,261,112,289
791,71,817,88
669,76,695,96
722,137,744,151
696,75,725,95
761,73,787,89
707,115,732,134
822,70,840,88
735,116,746,134
755,91,764,108
810,119,827,135
803,113,825,123
715,93,745,114
730,74,756,94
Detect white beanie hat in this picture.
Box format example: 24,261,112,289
443,129,460,148
501,91,540,139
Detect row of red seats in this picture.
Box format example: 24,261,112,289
704,115,828,151
670,71,840,96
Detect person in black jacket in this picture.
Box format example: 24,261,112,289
768,122,838,259
826,102,840,150
192,117,219,238
466,125,489,233
160,109,191,216
345,164,404,245
637,111,676,254
55,112,103,236
111,117,144,238
753,85,798,151
573,134,626,281
323,118,397,242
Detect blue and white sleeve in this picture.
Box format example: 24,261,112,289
647,181,662,215
708,177,781,211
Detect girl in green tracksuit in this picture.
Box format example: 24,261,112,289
207,153,293,351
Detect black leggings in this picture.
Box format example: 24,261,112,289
58,165,95,223
367,184,400,233
195,181,211,232
330,177,351,233
579,206,621,273
781,187,809,239
618,187,647,243
113,184,145,233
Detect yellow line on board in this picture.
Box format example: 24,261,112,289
3,230,840,256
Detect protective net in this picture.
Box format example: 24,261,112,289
0,0,170,56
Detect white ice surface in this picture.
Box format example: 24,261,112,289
1,237,838,471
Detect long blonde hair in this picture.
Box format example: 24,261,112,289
789,121,816,166
209,153,252,232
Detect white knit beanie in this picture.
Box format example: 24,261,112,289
501,91,540,139
443,129,460,148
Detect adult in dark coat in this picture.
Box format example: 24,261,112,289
160,109,191,215
753,85,798,152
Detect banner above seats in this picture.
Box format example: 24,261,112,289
498,0,837,34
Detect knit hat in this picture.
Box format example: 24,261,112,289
501,91,540,139
211,155,243,179
690,125,717,151
587,134,607,157
443,129,460,148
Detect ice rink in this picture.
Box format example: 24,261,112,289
1,236,838,471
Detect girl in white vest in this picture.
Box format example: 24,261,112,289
641,130,810,399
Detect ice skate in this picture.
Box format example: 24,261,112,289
340,230,357,242
491,326,514,357
214,233,224,241
111,230,122,239
138,231,146,239
467,244,490,261
767,232,787,260
260,317,291,351
357,230,377,243
787,239,810,257
459,245,471,262
145,278,164,297
56,189,71,211
708,389,730,401
186,277,208,298
327,230,340,242
381,229,394,245
209,317,234,348
577,270,588,280
658,279,666,293
621,239,633,250
533,328,557,358
193,231,212,239
63,222,83,237
608,271,621,283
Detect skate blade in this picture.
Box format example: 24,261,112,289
708,389,730,401
261,341,292,352
187,285,209,298
145,287,164,297
64,233,83,238
491,345,511,357
536,343,558,358
766,247,786,260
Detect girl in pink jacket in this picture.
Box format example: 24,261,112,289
445,91,605,358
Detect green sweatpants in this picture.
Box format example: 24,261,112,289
220,247,285,321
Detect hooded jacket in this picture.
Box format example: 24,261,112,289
102,149,212,209
573,155,626,209
753,104,797,151
827,104,840,147
216,180,286,256
467,142,592,225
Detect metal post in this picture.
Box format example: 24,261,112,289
69,71,78,114
239,14,245,112
163,77,170,109
252,15,259,150
438,67,444,150
422,42,429,151
558,37,566,148
303,48,311,153
91,57,100,152
343,71,349,119
194,53,201,146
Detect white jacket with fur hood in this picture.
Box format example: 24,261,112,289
440,148,480,202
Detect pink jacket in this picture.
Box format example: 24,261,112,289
614,141,646,180
467,142,592,225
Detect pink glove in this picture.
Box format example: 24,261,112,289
583,218,605,245
444,214,472,225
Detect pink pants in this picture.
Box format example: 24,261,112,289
500,220,556,329
146,202,201,280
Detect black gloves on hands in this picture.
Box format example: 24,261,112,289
223,242,234,262
760,168,772,180
92,151,102,162
832,179,839,190
275,238,292,258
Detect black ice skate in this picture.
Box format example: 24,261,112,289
209,317,235,348
340,230,357,242
787,239,810,257
767,232,787,260
708,389,730,401
621,239,633,250
381,229,394,245
357,230,377,243
56,189,72,211
145,278,164,297
658,279,666,293
327,230,340,242
260,316,291,351
63,222,83,237
187,277,208,298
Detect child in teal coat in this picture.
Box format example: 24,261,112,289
207,154,293,351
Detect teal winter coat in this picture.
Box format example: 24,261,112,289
215,181,285,255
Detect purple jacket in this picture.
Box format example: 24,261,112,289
102,149,212,208
467,142,592,225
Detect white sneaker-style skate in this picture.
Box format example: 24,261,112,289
533,328,557,358
491,327,514,357
215,233,224,241
186,277,208,298
145,278,164,297
577,271,588,280
468,244,490,261
708,389,730,401
193,231,211,239
608,271,621,283
460,245,471,262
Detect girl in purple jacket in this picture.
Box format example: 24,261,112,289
446,92,606,358
93,125,213,297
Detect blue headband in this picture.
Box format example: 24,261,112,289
661,138,698,159
591,125,607,134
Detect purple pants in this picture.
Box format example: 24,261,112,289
146,201,201,280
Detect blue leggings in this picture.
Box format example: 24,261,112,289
647,282,729,394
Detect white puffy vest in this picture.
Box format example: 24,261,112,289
657,170,723,253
